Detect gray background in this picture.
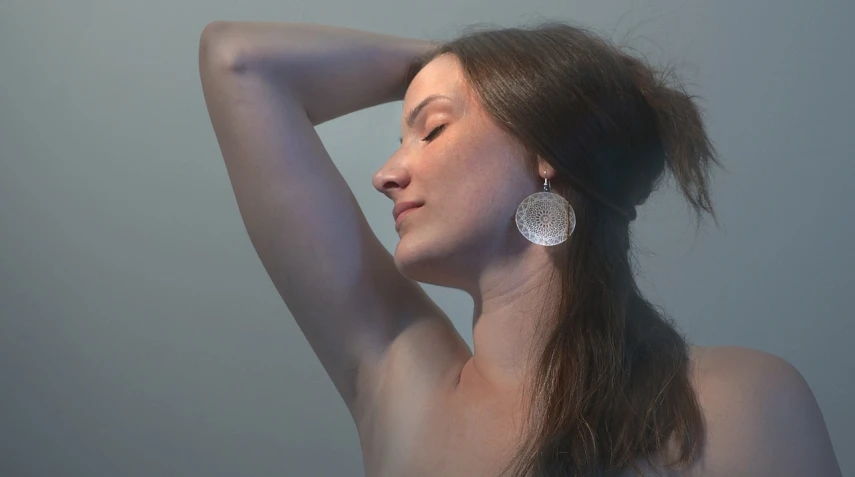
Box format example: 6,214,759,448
1,0,852,475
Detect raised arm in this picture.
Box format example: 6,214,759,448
200,21,423,125
197,22,471,428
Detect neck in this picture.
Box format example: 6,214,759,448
465,245,563,394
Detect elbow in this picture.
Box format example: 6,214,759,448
199,21,249,73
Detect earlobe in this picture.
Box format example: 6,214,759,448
535,156,555,180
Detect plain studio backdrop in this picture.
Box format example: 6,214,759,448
1,0,852,475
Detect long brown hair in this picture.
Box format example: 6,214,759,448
405,20,723,477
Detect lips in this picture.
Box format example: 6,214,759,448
393,201,423,222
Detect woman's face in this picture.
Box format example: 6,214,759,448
372,53,549,288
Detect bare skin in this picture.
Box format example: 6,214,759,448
362,344,842,477
198,22,842,477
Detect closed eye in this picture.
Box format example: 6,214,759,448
423,124,447,142
398,124,448,145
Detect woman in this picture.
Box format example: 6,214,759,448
198,20,841,477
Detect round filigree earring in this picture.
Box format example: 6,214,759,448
515,172,576,246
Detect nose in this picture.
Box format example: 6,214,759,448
372,166,411,196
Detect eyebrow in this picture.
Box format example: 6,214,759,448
399,94,452,144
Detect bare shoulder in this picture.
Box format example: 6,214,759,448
680,345,842,477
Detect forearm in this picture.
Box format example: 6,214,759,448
200,21,439,124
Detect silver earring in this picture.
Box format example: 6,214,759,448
515,173,576,246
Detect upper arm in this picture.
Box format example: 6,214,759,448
198,25,471,423
692,347,842,477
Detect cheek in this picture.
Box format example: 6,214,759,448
433,133,524,221
456,180,517,230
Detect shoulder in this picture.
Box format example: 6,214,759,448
690,345,805,393
681,346,841,477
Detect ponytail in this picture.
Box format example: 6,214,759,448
623,56,723,228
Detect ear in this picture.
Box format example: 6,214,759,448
535,156,556,180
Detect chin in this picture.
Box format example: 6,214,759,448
394,237,436,281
